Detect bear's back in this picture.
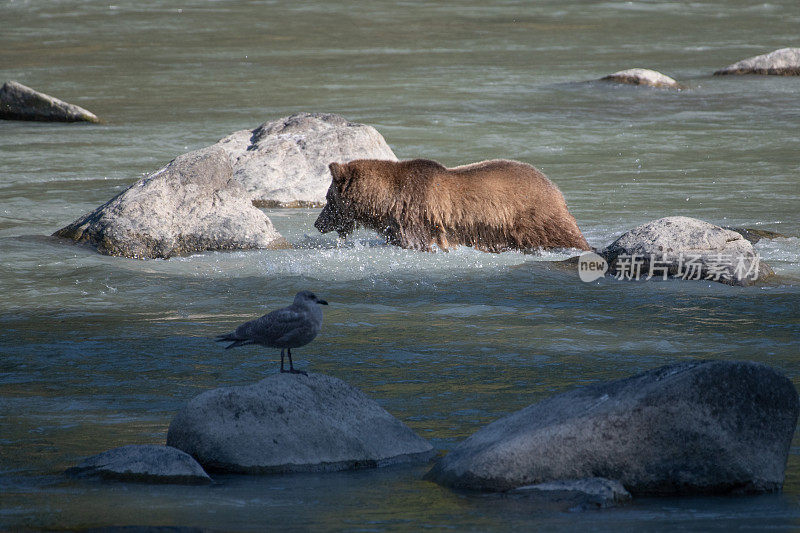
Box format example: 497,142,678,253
443,159,557,194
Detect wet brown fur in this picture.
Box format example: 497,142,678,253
314,158,591,252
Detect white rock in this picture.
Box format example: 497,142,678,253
600,216,770,285
215,112,398,207
714,48,800,75
601,69,682,88
53,146,287,259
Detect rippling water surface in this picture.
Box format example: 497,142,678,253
1,0,799,530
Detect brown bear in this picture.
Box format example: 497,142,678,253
314,158,591,252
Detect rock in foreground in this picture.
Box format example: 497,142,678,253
215,112,398,207
66,444,211,484
714,48,800,75
426,360,798,495
53,146,287,259
513,478,631,510
600,216,771,286
600,69,682,88
167,373,434,473
0,80,99,122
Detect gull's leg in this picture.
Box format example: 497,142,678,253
280,349,286,373
287,348,307,376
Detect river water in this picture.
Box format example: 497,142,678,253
1,0,799,530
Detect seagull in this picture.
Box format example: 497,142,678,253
215,290,328,375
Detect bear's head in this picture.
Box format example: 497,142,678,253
314,162,358,237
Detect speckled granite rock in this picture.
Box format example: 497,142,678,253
53,146,287,259
599,216,772,286
214,112,398,207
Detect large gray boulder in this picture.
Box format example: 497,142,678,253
600,69,682,89
166,372,434,473
66,445,211,484
714,48,800,76
426,360,799,495
599,216,771,286
0,80,99,122
53,146,287,259
214,112,398,207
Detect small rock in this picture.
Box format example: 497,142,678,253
714,48,800,76
600,69,682,88
425,360,799,495
514,478,632,510
66,444,211,484
53,146,287,259
0,80,99,123
215,112,398,207
599,216,771,285
727,227,789,244
167,372,434,474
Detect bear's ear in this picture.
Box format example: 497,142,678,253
329,162,345,182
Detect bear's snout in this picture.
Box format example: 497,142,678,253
314,209,332,233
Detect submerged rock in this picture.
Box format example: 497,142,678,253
600,69,682,88
214,112,398,207
66,444,211,484
0,80,99,123
426,360,799,495
53,146,287,259
513,478,631,510
727,227,789,244
599,216,771,286
714,48,800,76
167,372,434,474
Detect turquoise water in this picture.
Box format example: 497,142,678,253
1,0,799,530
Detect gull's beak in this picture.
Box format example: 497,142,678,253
318,299,329,305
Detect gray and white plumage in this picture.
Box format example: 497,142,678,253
215,290,328,373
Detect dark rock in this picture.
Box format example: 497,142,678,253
66,444,211,484
512,477,632,510
426,360,798,496
167,372,434,474
0,80,99,122
727,227,789,244
53,146,287,259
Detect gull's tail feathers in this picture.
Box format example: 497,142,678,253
215,334,255,350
